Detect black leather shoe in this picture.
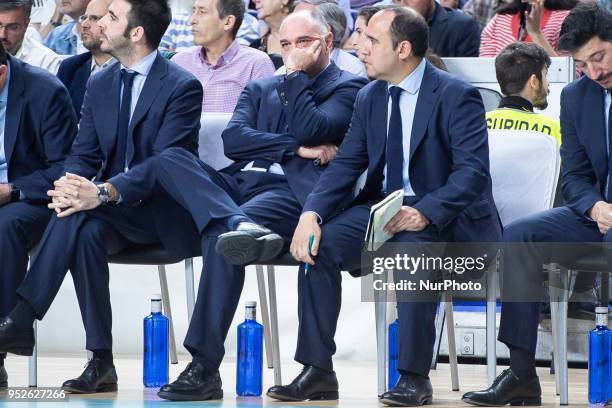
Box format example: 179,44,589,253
267,365,339,401
215,222,284,265
157,362,222,401
461,369,542,406
380,374,433,406
0,317,34,356
0,365,7,389
61,358,118,393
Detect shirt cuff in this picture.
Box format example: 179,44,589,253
304,210,323,224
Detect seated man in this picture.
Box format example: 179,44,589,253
0,0,209,393
394,0,481,57
286,7,500,405
44,0,90,55
0,41,77,390
487,42,561,144
462,3,612,406
171,0,275,113
57,0,115,120
74,9,364,401
0,0,62,74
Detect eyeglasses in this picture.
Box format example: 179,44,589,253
78,14,103,23
0,22,24,33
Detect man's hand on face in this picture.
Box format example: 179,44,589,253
285,38,324,76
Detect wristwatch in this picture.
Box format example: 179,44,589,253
9,184,20,202
96,184,111,204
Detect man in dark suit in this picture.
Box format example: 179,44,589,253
463,3,612,406
395,0,481,57
73,9,364,401
0,42,77,390
57,0,114,120
0,0,210,394
287,7,500,405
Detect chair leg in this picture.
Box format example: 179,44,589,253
28,321,37,387
557,268,570,406
256,265,274,369
375,269,388,396
445,295,459,391
548,265,561,396
184,258,195,323
158,265,178,365
486,260,498,385
431,295,445,370
266,265,282,386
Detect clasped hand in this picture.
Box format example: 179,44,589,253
47,173,101,218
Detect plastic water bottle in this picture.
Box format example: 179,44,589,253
143,294,169,388
388,318,399,390
236,301,263,396
588,306,610,405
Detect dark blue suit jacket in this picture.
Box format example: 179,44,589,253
57,51,92,121
303,62,501,242
560,76,610,217
63,53,204,258
221,62,368,205
429,3,481,57
7,56,77,202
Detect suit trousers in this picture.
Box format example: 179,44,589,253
17,204,160,351
0,201,51,316
499,206,610,354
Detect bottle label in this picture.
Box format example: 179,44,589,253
596,311,608,327
246,306,256,321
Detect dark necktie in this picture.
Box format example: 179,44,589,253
111,69,137,177
386,86,404,193
607,90,612,200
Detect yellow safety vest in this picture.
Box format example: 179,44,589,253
486,108,561,145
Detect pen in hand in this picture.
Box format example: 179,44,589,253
304,233,315,274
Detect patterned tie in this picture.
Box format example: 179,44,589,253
109,69,137,177
386,86,404,193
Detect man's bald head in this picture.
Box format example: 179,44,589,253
281,9,328,36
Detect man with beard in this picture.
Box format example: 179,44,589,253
57,0,115,120
463,3,612,406
486,42,560,144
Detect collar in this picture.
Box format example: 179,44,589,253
0,63,10,104
388,58,427,96
428,2,444,25
200,40,240,68
120,50,157,76
69,20,80,41
498,95,534,112
91,55,116,72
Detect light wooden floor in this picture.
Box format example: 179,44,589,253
0,354,591,407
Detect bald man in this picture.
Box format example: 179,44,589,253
57,0,114,120
115,10,367,401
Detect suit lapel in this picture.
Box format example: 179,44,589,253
585,81,607,185
101,64,121,157
126,54,167,165
4,58,24,166
409,62,439,161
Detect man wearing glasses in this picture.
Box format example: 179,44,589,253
0,0,62,74
58,0,114,120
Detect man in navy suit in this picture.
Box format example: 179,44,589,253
57,0,114,120
287,7,500,405
0,0,208,394
463,3,612,406
0,42,77,390
71,10,364,401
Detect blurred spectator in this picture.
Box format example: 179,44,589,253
29,0,55,31
44,0,91,55
250,0,296,68
0,0,62,74
286,1,366,75
394,0,481,56
348,5,382,60
171,0,275,112
479,0,577,57
462,0,506,28
425,48,448,70
159,10,260,51
487,42,561,143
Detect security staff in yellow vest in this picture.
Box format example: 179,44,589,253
487,42,561,144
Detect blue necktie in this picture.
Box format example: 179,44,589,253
109,69,137,177
386,86,404,193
